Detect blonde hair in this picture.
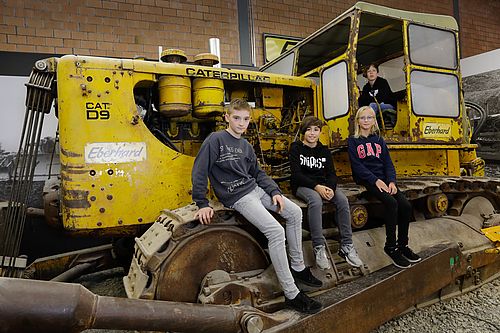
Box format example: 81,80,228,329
227,98,251,115
353,106,379,138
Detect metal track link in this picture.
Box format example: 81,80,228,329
339,176,500,218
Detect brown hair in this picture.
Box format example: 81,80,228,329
363,63,379,77
300,116,324,134
227,98,251,114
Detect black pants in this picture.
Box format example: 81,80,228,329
364,182,412,248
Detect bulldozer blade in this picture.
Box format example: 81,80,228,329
265,243,463,333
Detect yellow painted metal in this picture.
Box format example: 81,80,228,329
158,75,192,117
57,56,196,232
481,226,500,243
389,102,410,136
54,55,314,234
261,86,283,109
51,1,484,235
350,205,368,229
230,90,250,101
481,223,500,253
193,53,219,66
254,136,289,156
401,20,464,146
160,49,187,63
426,193,449,216
192,77,224,117
387,149,459,177
252,108,282,132
121,59,314,89
310,54,352,144
460,150,485,176
446,150,461,176
335,149,463,179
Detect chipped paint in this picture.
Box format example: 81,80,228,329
60,147,82,157
63,189,90,208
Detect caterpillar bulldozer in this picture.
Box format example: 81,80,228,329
1,2,499,333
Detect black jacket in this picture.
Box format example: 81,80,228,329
358,77,396,108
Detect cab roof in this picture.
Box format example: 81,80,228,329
261,1,458,74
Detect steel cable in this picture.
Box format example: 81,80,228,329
0,70,54,277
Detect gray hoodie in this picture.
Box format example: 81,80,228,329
192,130,281,208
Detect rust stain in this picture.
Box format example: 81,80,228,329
63,189,90,208
65,168,89,174
412,117,424,138
60,147,82,157
60,163,86,169
331,130,342,146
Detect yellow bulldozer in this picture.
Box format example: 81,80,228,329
1,2,499,333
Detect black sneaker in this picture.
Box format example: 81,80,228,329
399,246,422,263
384,247,411,269
285,291,323,314
291,267,323,288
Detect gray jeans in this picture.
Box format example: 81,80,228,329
296,186,353,249
232,186,303,299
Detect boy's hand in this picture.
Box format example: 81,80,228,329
324,186,334,200
315,184,334,200
273,194,284,213
195,207,214,224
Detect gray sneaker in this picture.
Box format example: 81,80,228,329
314,245,331,270
339,244,364,268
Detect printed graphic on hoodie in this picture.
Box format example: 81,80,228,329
355,142,382,159
300,155,326,169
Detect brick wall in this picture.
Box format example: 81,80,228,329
459,0,500,58
0,0,240,64
252,0,351,66
0,0,498,66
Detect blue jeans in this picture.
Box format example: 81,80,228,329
296,186,353,249
232,186,303,299
369,102,395,113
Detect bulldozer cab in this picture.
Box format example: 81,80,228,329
262,2,469,173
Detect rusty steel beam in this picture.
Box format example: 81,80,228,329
0,277,246,333
267,244,462,333
24,244,116,281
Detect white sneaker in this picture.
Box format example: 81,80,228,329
314,245,331,270
339,244,364,268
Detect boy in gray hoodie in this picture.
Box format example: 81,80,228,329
192,98,322,314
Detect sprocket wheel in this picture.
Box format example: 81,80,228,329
155,225,269,303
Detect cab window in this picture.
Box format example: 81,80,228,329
410,70,459,117
322,62,349,119
408,24,457,69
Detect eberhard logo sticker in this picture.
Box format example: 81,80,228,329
85,142,147,164
423,123,451,138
